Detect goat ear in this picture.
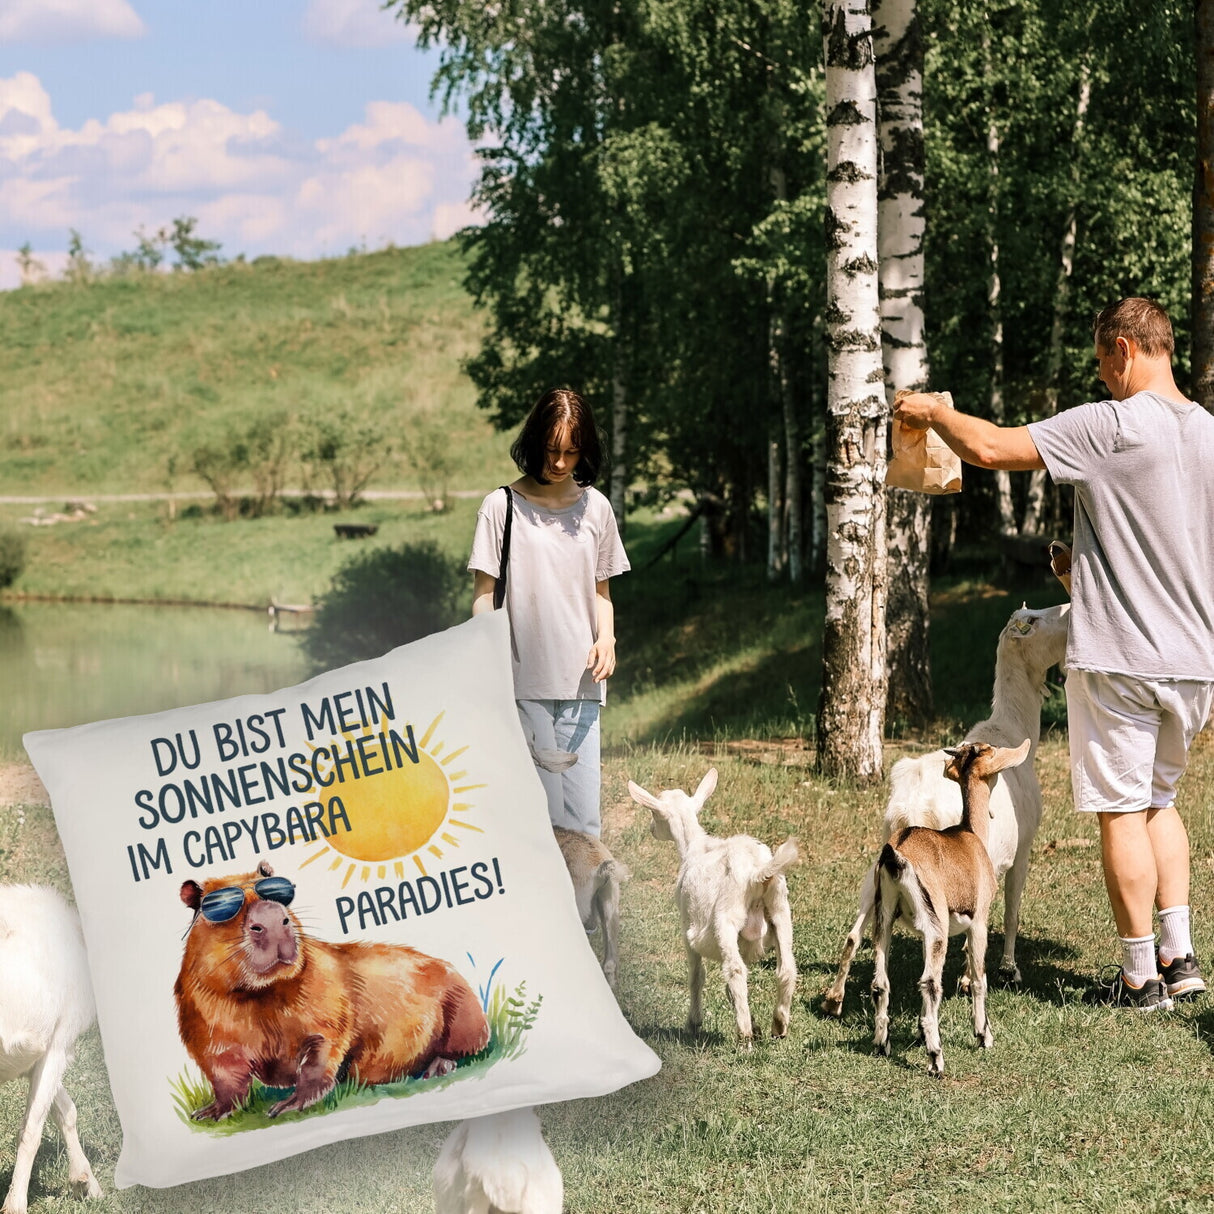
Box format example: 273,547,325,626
692,767,718,807
988,738,1032,773
627,779,662,811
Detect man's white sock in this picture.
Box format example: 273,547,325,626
1120,934,1158,986
1158,904,1193,964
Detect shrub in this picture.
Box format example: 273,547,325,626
0,529,27,589
302,541,464,671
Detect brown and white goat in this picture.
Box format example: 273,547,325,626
823,603,1068,1016
628,768,799,1048
553,827,629,993
870,739,1030,1078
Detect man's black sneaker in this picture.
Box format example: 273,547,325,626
1160,954,1207,999
1087,967,1174,1011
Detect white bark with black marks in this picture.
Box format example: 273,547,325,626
875,0,932,727
817,0,887,780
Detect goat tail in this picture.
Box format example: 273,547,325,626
877,842,906,879
596,857,631,886
757,837,800,885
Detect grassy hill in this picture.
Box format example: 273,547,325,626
0,241,509,496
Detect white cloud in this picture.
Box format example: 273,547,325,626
302,0,416,48
0,0,146,42
0,74,481,279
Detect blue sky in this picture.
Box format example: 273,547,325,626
0,0,478,288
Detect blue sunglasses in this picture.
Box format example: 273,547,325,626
199,876,296,923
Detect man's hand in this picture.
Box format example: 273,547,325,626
893,391,941,431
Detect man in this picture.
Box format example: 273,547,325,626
895,297,1214,1010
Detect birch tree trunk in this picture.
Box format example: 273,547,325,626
817,0,887,780
874,0,931,727
1195,0,1214,411
985,31,1016,536
1023,65,1090,533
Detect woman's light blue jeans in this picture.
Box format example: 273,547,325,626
515,698,602,837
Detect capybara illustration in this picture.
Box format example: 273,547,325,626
174,861,490,1120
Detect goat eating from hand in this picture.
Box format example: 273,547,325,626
628,768,799,1048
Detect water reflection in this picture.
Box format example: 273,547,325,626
0,602,312,756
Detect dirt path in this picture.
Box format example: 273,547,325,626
0,761,46,806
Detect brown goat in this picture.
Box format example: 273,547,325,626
870,739,1030,1077
553,827,629,993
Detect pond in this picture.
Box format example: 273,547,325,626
0,602,313,758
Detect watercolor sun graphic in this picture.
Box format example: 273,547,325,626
300,711,485,887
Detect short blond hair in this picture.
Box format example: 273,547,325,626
1092,297,1174,358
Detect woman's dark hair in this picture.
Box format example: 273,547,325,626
510,388,604,486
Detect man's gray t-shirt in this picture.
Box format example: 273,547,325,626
468,485,630,702
1028,390,1214,679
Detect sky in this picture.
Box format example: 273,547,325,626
0,0,479,289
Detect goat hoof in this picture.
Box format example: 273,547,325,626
821,994,843,1018
976,1023,994,1049
71,1172,102,1200
928,1056,944,1078
997,964,1022,988
956,976,972,998
873,1039,891,1058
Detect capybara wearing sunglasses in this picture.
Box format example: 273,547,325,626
174,860,490,1120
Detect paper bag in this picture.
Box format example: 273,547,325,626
886,390,963,494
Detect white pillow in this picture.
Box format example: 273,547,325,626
25,609,657,1190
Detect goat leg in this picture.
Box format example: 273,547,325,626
721,945,755,1049
920,933,948,1078
768,888,797,1039
822,865,875,1017
968,919,995,1050
51,1086,101,1200
685,944,705,1035
870,888,894,1059
997,846,1031,987
4,1048,69,1214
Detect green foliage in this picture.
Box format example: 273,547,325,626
300,407,392,509
163,215,222,271
0,528,26,589
64,228,93,286
402,411,459,509
302,540,464,671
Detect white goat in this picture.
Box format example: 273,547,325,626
871,739,1030,1076
823,602,1068,1016
0,885,101,1214
627,768,799,1047
553,827,629,993
433,1107,563,1214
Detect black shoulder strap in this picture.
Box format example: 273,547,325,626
493,485,514,609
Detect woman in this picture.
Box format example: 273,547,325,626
469,388,628,837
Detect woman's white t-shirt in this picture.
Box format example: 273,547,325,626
468,485,630,702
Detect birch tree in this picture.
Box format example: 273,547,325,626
817,0,887,779
874,0,931,726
